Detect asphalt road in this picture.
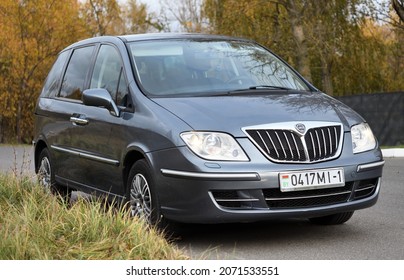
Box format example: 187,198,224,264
1,145,403,259
174,157,404,260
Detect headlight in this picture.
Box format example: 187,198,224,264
180,131,249,161
351,123,376,154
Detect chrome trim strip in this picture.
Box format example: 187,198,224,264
51,145,80,156
215,198,260,202
160,169,261,181
354,185,375,192
70,116,89,125
51,145,120,166
357,161,385,172
265,190,351,201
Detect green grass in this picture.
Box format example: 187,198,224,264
0,174,187,260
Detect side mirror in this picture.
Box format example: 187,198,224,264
82,88,120,117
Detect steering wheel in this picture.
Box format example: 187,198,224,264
226,75,253,85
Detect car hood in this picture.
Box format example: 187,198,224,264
152,91,364,137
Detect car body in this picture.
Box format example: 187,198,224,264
34,33,384,225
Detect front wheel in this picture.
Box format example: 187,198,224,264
309,211,354,225
37,148,71,203
127,160,161,225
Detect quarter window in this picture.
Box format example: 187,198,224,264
60,46,95,100
41,51,69,98
90,45,128,106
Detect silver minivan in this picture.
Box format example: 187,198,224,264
34,33,384,225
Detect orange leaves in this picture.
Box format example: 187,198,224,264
0,0,87,143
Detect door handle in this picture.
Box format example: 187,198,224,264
70,116,89,125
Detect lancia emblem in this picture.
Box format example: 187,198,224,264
295,123,306,134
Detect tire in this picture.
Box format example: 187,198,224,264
309,211,354,225
37,148,71,203
127,159,161,225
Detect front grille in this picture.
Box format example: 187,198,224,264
246,129,307,161
210,179,378,211
263,184,353,209
305,126,341,161
244,122,343,163
211,190,242,208
211,190,259,209
353,178,378,200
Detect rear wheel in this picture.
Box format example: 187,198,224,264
309,211,354,225
127,160,161,225
37,148,71,203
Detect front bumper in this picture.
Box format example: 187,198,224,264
149,139,384,224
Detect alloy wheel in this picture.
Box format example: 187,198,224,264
130,173,152,222
38,156,52,191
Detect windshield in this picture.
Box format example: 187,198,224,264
128,39,309,96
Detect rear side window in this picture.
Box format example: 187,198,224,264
41,51,69,98
60,46,95,100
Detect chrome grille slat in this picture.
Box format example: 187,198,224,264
283,131,294,159
328,127,333,154
334,126,338,151
291,133,302,160
315,130,321,159
266,131,279,158
322,129,327,156
274,131,287,159
309,132,316,159
244,122,343,163
256,131,270,155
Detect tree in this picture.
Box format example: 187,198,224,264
392,0,404,21
80,0,163,36
163,0,208,32
123,0,165,33
80,0,124,36
0,0,87,143
202,0,403,96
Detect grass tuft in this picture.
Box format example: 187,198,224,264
0,174,187,260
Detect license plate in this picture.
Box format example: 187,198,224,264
279,168,345,192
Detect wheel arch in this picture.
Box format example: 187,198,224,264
122,148,148,193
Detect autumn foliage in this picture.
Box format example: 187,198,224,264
0,0,403,143
0,0,153,143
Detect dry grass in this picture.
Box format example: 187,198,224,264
0,174,187,260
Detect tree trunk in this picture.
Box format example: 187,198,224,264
287,1,312,82
320,57,334,96
392,0,404,22
16,98,21,143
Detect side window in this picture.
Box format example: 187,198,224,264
41,51,69,98
60,46,95,100
90,45,128,106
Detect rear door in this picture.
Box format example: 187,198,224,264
50,45,96,185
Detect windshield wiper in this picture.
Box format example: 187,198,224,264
248,85,292,90
227,85,292,95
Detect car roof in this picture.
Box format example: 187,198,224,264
118,33,250,42
62,33,251,51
